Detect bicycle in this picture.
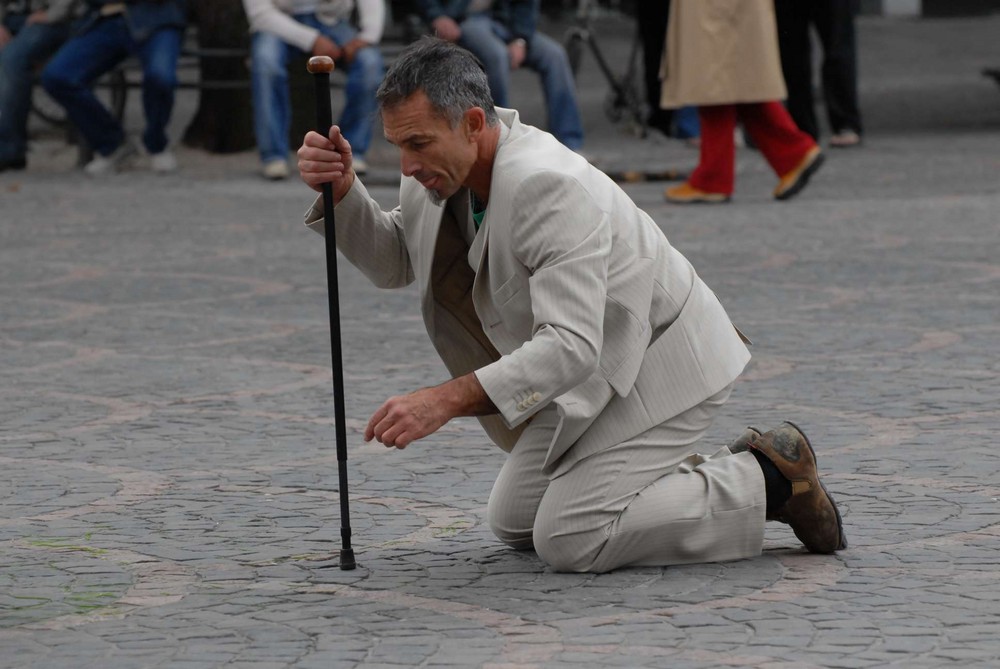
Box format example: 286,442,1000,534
562,0,646,135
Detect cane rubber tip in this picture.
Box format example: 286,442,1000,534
339,548,357,570
307,56,335,74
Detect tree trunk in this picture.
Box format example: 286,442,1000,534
182,0,256,153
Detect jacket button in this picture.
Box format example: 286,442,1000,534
531,392,542,402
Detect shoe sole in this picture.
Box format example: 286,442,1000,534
783,420,848,551
665,194,731,204
775,152,825,201
728,426,762,454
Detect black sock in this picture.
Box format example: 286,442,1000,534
751,448,792,514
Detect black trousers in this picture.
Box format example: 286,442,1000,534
774,0,863,140
637,0,671,133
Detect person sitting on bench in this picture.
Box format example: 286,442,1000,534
242,0,386,180
0,0,80,172
40,0,187,175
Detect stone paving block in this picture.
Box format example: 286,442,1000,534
1,11,999,669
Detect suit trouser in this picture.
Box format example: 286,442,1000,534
487,386,766,573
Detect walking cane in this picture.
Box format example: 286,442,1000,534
307,55,356,570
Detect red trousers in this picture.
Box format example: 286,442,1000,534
690,101,817,195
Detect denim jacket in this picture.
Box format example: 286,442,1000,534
415,0,537,43
80,0,186,42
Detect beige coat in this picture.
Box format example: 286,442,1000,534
306,108,750,475
660,0,787,109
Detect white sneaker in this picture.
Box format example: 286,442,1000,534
262,159,289,180
84,140,138,176
352,156,368,175
150,150,178,173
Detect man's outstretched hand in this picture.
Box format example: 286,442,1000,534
365,373,498,449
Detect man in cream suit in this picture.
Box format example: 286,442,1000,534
297,38,846,572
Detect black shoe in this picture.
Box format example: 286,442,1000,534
0,156,27,172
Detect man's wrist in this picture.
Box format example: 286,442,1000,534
508,37,526,48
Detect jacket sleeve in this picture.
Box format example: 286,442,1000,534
242,0,320,52
45,0,80,23
303,178,415,290
475,171,611,428
354,0,385,44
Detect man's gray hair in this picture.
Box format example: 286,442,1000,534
376,37,500,127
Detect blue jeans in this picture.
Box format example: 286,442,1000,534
674,105,700,140
0,14,72,162
41,16,182,156
250,15,384,162
458,14,584,150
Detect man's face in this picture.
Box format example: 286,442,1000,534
382,92,478,204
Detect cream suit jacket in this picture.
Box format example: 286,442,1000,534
306,108,750,475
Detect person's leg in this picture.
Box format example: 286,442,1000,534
0,18,72,164
738,101,816,177
673,105,700,140
319,20,384,158
532,387,768,573
637,0,672,134
249,29,297,164
457,14,510,107
40,17,131,156
773,0,818,140
523,30,584,150
487,408,562,550
688,104,737,195
740,101,825,200
815,0,863,138
134,27,182,155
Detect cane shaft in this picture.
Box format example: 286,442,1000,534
311,62,356,569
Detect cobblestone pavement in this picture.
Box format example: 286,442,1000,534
1,13,999,669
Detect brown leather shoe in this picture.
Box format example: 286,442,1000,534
727,426,761,453
749,421,847,553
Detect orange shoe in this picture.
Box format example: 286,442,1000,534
664,182,730,204
774,146,824,201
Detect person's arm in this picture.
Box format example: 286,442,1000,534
475,171,612,429
298,127,414,290
365,372,498,449
242,0,321,52
352,0,384,45
415,0,464,41
504,0,537,44
414,0,450,23
43,0,81,23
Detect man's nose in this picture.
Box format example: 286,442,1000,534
399,151,419,177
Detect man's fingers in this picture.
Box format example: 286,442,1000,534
365,404,389,442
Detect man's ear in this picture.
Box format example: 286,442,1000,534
464,107,487,141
